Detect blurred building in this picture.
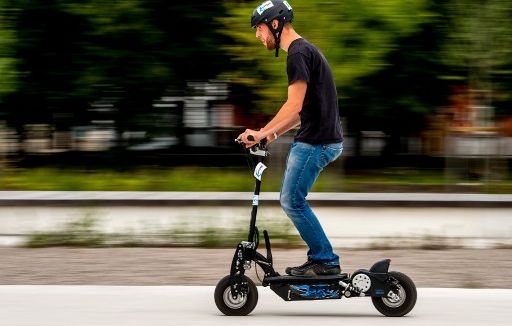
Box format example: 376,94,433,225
422,87,512,181
0,80,246,155
1,82,511,178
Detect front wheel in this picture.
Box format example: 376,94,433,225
372,271,417,317
214,275,258,316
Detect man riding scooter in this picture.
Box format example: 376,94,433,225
238,0,344,276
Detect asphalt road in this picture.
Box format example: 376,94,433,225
3,248,512,288
0,286,510,326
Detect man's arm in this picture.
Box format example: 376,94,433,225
239,80,307,146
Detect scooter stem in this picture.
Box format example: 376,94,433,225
248,156,262,242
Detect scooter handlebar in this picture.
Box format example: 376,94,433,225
235,134,269,157
235,134,267,147
247,135,267,146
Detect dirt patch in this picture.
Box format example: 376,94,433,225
1,247,511,288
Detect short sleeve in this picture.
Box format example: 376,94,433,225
287,53,310,85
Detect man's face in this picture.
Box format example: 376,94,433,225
255,23,276,51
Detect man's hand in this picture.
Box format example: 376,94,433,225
262,128,277,145
236,129,263,148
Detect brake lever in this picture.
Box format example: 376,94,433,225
234,135,268,156
247,135,268,157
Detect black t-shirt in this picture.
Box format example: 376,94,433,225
287,38,343,144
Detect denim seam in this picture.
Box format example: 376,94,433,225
281,142,341,266
291,146,325,247
279,143,295,201
290,145,314,210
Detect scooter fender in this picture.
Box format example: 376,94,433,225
370,258,391,273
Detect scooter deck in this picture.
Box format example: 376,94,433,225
263,273,349,285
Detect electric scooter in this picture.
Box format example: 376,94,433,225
214,137,417,317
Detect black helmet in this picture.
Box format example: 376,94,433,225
251,0,294,28
251,0,294,57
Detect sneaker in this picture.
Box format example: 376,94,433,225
286,260,341,276
285,260,313,275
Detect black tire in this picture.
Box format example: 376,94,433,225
214,275,258,316
371,271,417,317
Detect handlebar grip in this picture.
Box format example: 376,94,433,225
247,135,267,146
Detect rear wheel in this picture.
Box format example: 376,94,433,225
214,275,258,316
371,271,417,317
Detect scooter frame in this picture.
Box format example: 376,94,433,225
215,139,417,317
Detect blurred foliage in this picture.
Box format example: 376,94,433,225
343,0,451,151
221,0,433,112
2,166,512,193
441,0,512,82
168,221,301,248
26,215,105,248
0,2,18,98
0,167,301,191
0,0,511,165
440,0,512,113
0,0,231,131
25,215,302,248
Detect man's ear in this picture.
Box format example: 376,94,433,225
272,19,279,29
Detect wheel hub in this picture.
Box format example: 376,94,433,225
223,287,248,309
382,284,406,308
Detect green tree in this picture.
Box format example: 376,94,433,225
344,0,452,156
4,0,233,141
61,0,171,137
441,0,512,120
220,0,433,112
63,0,233,138
0,1,18,102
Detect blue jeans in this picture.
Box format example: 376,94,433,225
280,141,343,266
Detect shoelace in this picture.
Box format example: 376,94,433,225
295,260,314,269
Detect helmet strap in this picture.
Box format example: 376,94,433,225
268,20,285,57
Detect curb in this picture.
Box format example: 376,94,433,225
0,191,512,207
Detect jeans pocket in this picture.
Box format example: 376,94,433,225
322,143,343,166
325,143,343,152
